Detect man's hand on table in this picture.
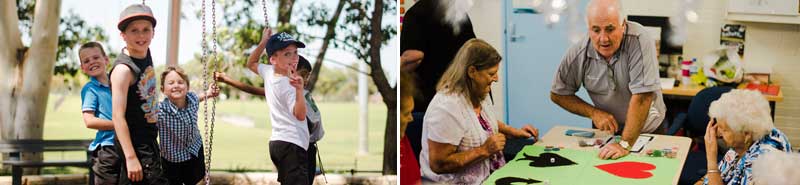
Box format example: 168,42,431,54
590,109,618,133
599,143,630,160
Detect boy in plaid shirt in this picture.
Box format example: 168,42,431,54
157,67,219,185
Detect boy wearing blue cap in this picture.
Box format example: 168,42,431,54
246,28,310,184
218,55,324,183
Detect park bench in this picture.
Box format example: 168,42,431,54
0,139,94,185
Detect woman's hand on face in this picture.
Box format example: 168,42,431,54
704,119,719,161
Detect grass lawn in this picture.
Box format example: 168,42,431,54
42,94,388,172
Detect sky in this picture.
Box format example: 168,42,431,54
58,0,399,84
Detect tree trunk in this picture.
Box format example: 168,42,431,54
2,0,62,174
0,0,24,141
381,105,397,175
367,0,397,175
277,0,296,26
306,0,347,93
16,0,61,139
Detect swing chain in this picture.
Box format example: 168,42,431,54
261,0,269,26
200,0,214,184
206,0,219,184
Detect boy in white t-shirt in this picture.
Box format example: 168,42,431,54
246,28,310,185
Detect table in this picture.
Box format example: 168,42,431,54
662,84,782,101
662,84,783,118
485,126,691,185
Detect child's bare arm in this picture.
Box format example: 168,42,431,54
109,65,143,180
215,72,266,96
82,111,114,130
292,89,307,121
224,80,265,96
247,28,272,75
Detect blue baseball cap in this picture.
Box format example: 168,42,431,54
266,32,306,57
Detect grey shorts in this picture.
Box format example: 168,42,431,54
91,145,120,185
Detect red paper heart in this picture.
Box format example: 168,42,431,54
595,161,655,179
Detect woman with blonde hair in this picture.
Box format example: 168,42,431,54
419,39,539,184
701,89,792,185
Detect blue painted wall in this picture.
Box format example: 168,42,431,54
503,0,593,135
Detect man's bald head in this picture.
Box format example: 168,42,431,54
585,0,627,60
586,0,624,26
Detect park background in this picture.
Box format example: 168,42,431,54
1,0,400,180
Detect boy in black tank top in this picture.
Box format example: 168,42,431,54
109,4,167,184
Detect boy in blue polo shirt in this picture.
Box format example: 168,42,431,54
79,41,119,184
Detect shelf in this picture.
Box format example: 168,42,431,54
726,12,800,25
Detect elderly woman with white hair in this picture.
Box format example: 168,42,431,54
419,38,539,184
700,89,792,185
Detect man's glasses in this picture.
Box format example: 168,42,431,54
606,63,616,91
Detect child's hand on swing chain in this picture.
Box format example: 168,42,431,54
289,68,304,91
207,83,220,98
263,27,272,41
213,72,229,83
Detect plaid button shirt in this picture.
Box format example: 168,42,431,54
157,92,203,163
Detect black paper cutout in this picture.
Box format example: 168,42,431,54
515,152,577,167
495,177,542,185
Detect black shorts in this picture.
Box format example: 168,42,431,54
269,140,309,185
115,140,169,185
162,147,206,185
91,145,121,185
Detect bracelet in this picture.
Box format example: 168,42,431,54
707,169,720,174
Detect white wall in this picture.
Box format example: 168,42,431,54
407,1,799,147
468,0,800,147
623,0,800,148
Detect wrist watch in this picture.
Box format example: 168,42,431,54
619,140,633,151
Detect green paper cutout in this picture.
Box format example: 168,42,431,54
483,145,681,185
